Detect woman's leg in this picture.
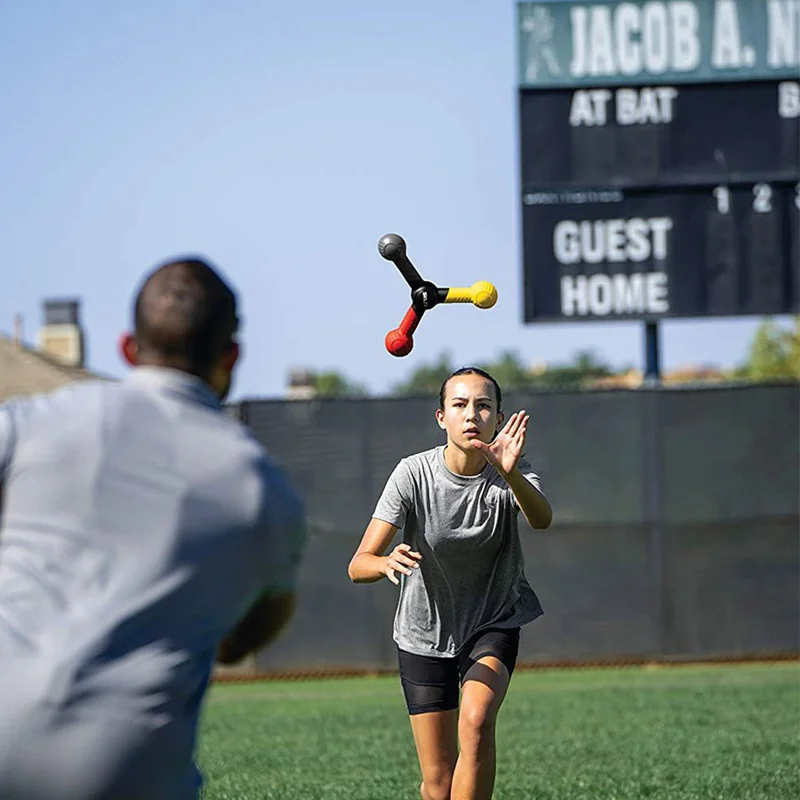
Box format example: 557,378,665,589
397,647,461,800
451,656,511,800
409,709,459,800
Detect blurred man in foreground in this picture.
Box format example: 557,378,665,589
0,257,307,799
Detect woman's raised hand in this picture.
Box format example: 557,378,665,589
471,410,529,476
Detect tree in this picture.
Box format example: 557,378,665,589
526,349,614,389
736,317,800,381
390,348,619,396
788,317,800,375
391,353,455,396
478,351,533,390
311,371,368,397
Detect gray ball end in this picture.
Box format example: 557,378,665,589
378,233,406,261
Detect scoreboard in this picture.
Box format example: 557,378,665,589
518,0,800,323
520,81,799,187
523,183,799,320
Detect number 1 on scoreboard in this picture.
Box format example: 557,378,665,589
713,186,730,215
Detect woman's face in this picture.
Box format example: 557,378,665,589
435,373,503,449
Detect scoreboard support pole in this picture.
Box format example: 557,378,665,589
643,322,668,656
644,321,661,384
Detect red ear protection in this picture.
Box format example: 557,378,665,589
221,341,240,372
119,333,138,366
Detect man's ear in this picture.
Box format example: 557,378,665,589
119,333,138,366
220,341,240,373
496,411,505,431
435,408,446,430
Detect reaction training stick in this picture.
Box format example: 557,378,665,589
378,233,498,357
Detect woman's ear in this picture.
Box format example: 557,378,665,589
119,333,138,366
496,411,505,431
435,408,446,430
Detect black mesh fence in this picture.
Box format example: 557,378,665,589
234,382,799,674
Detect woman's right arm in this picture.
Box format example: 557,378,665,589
348,518,421,585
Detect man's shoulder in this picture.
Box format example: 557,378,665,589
1,379,111,422
221,425,293,486
203,413,273,470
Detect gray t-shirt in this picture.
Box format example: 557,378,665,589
373,445,544,658
0,367,307,800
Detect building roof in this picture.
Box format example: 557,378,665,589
0,334,110,403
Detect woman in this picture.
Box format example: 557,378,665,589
348,366,552,800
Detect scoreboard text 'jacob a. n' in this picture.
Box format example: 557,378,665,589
517,0,800,323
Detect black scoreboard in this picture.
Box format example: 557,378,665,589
521,81,800,188
518,1,800,324
523,182,799,320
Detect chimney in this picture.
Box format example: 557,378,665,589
12,314,23,345
37,298,86,369
286,368,317,400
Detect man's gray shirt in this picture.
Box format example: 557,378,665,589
373,446,544,658
0,367,306,800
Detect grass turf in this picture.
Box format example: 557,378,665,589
197,662,799,799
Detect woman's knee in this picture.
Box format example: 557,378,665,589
420,765,454,800
458,703,497,749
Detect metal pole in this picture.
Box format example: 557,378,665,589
644,321,661,384
642,321,668,657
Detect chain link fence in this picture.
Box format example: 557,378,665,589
220,382,798,678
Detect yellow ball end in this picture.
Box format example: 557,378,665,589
471,281,497,309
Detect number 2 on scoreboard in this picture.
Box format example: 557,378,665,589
752,184,772,214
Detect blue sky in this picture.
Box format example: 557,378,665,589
0,0,782,400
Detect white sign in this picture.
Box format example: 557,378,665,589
569,86,678,125
561,272,670,315
554,217,674,264
519,0,800,86
554,215,674,316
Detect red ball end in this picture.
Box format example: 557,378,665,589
385,329,413,357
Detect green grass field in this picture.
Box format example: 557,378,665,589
198,663,799,800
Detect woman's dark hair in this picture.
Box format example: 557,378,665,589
438,367,502,411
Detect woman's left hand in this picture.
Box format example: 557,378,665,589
470,410,529,476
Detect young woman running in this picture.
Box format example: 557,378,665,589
348,366,552,800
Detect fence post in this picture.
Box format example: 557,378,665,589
644,386,670,658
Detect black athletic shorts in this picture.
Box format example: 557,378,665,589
396,627,521,716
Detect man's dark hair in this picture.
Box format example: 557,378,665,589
438,367,502,411
133,257,239,379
